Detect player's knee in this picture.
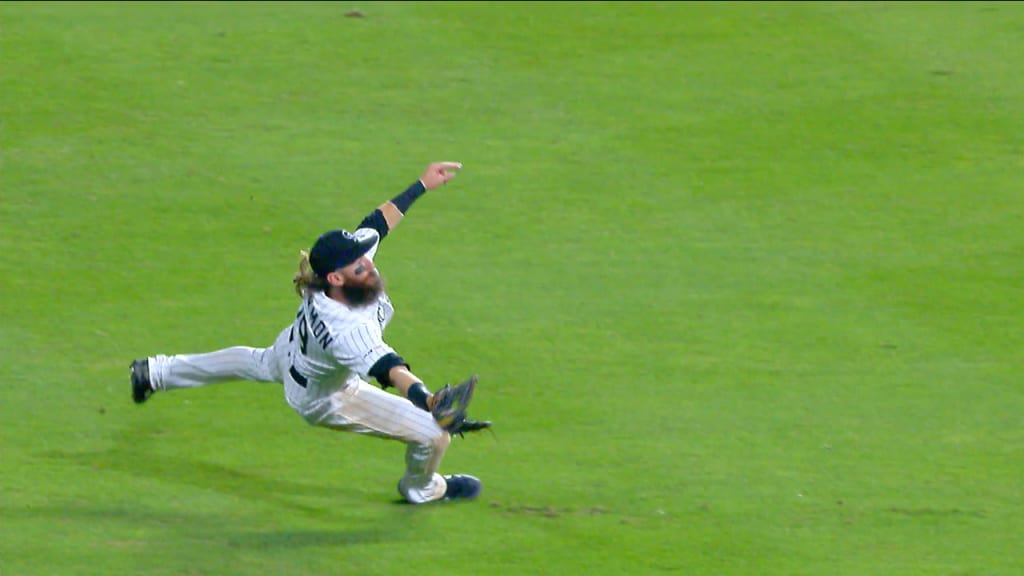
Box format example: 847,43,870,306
436,430,451,452
424,427,450,453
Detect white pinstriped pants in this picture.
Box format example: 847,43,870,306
147,328,450,504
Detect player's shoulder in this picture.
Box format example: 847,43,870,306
324,311,387,359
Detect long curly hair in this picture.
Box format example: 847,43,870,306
293,250,329,297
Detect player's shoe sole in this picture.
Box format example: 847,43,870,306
130,359,154,404
442,474,482,501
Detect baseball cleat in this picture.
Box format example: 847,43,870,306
442,474,482,501
130,359,154,404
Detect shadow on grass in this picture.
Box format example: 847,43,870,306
0,502,392,549
48,444,341,519
41,423,415,514
31,425,431,550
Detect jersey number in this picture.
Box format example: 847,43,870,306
288,310,311,387
296,313,309,354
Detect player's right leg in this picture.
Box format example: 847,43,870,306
131,327,291,403
148,346,278,389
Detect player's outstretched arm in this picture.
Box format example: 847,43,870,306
384,365,482,435
363,162,462,234
368,352,490,436
384,365,437,406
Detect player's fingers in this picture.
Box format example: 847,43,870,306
435,161,462,170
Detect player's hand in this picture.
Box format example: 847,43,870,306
419,162,462,190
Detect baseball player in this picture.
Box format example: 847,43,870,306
129,161,491,504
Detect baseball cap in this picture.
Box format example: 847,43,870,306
308,229,379,277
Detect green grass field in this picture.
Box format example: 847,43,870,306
2,2,1022,574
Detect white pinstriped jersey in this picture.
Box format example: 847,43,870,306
285,230,396,397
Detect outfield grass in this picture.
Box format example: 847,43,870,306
2,2,1022,575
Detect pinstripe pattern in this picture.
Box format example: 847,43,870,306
150,345,280,391
304,380,449,503
147,231,451,503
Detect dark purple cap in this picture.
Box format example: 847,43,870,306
308,229,378,277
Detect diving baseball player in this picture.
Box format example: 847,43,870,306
129,162,491,504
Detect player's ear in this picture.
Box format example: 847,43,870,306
326,270,345,287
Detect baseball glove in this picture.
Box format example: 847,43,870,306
430,374,479,433
450,417,493,438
